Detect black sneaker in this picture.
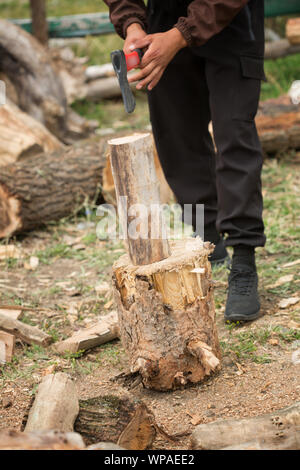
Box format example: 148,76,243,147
209,238,230,266
225,263,261,322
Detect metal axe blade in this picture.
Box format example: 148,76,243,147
111,49,136,114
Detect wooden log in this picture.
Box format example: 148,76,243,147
0,19,95,143
113,238,221,391
191,402,300,450
0,306,23,320
108,133,171,266
0,331,15,364
29,0,48,46
0,312,52,347
0,140,106,239
286,18,300,45
103,139,174,207
86,75,136,102
74,395,156,450
264,39,300,59
0,430,85,450
53,311,119,354
85,64,115,81
25,373,79,433
0,100,63,167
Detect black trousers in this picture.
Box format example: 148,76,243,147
147,6,266,247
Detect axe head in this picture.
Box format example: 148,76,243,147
111,49,142,114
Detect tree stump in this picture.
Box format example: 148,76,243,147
109,133,221,391
113,238,221,391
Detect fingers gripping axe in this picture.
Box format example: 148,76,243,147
111,49,143,114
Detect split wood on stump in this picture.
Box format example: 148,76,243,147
109,133,221,391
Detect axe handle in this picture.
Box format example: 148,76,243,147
125,49,143,72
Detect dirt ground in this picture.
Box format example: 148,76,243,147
0,154,299,450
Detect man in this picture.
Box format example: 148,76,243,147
104,0,266,323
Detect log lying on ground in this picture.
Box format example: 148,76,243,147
53,311,119,354
264,39,300,59
0,20,96,142
257,96,300,154
286,18,300,45
0,430,85,450
113,238,221,391
74,395,156,450
191,402,300,450
0,140,106,239
110,133,220,391
0,312,52,347
0,100,63,167
25,373,79,433
0,331,15,364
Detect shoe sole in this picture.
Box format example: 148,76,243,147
224,309,261,323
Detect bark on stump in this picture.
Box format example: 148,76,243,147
113,238,221,391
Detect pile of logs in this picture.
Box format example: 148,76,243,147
1,369,299,449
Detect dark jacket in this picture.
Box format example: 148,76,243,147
103,0,265,56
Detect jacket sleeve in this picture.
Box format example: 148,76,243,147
174,0,250,47
103,1,147,39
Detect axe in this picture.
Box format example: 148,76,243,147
111,49,143,114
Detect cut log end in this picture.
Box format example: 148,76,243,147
0,185,21,238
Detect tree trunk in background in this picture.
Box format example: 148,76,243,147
0,140,106,239
0,20,96,143
30,0,48,46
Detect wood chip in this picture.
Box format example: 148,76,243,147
267,274,294,289
0,245,21,260
0,331,15,364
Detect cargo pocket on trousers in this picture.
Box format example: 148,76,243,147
233,56,266,122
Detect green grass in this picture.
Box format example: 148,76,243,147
262,55,300,100
0,0,109,18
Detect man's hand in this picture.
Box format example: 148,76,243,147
124,23,147,55
128,28,187,91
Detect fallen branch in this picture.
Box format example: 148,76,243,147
53,311,119,354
